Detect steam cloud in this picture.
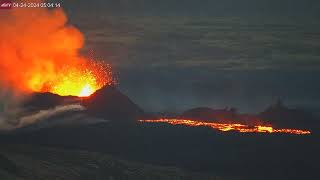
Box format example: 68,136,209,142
0,104,86,130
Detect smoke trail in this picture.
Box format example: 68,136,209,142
0,106,23,130
0,104,86,130
17,104,85,128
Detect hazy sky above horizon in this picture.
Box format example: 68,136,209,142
62,0,320,17
61,0,320,70
60,1,320,112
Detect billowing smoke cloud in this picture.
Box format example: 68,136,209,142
0,1,111,130
0,0,84,93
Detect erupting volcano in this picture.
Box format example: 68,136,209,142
33,61,114,97
0,0,114,97
139,119,311,135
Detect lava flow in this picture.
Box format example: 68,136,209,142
139,119,311,135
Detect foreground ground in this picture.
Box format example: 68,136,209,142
0,122,319,180
0,144,238,180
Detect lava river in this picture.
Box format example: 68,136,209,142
139,119,311,135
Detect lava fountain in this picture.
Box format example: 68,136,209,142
139,119,311,135
0,0,114,97
35,61,114,97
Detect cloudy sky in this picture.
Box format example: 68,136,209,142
60,0,320,113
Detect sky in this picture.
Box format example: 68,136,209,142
57,0,320,113
60,0,320,70
62,0,320,17
6,0,320,113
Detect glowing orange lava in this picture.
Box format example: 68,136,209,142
79,84,94,97
0,2,115,97
139,119,311,135
33,61,115,97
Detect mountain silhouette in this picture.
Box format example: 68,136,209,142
259,99,318,129
23,86,145,123
82,86,145,121
23,92,77,110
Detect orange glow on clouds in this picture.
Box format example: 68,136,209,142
0,0,114,97
31,62,114,97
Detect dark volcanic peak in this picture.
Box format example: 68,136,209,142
83,85,145,121
22,85,145,123
259,100,318,129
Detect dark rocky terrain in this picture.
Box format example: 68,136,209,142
1,86,319,180
83,86,145,121
1,121,319,180
0,144,224,180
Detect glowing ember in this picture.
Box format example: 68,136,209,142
139,119,311,135
33,61,115,97
79,84,94,97
0,2,115,97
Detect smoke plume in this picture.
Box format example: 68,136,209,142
0,0,110,130
0,104,86,130
0,0,86,93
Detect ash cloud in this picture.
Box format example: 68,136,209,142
0,0,99,130
0,0,87,94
